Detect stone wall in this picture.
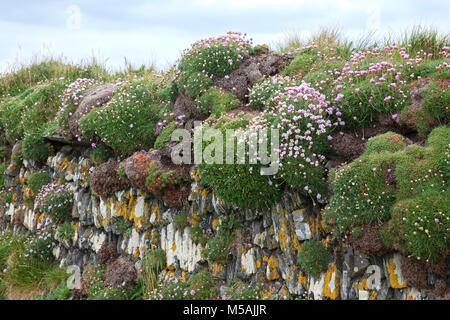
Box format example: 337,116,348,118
0,149,446,300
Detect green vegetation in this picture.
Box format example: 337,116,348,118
248,75,298,110
201,214,242,265
297,240,331,278
197,115,283,208
141,249,166,299
27,171,51,196
176,32,252,99
91,146,112,165
189,225,208,246
326,126,449,264
56,222,75,242
80,77,161,155
154,122,177,150
22,133,52,162
0,163,5,190
363,132,405,156
174,213,189,231
282,47,320,77
196,86,240,116
0,59,109,99
0,229,69,299
0,27,448,300
0,80,66,142
34,183,73,223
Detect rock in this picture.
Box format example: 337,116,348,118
172,93,207,122
265,255,280,281
241,248,257,276
123,148,191,208
292,209,311,241
11,141,22,154
309,274,325,300
68,83,116,140
213,52,289,103
384,253,407,289
219,285,230,300
161,223,202,272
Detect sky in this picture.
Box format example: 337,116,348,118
1,0,449,73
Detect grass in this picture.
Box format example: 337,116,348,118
0,232,69,299
275,25,449,57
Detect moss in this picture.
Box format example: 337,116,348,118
363,131,405,156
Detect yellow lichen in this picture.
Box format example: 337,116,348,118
265,255,280,281
386,257,407,289
298,272,308,286
323,262,341,300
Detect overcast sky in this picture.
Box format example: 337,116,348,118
1,0,449,73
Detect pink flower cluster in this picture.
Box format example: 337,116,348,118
34,182,72,211
59,78,100,114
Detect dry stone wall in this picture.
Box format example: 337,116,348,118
0,149,446,300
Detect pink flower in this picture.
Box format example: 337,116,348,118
335,93,344,102
384,96,391,102
392,114,398,120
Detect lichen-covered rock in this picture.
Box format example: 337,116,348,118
123,148,191,208
213,52,291,102
161,222,203,272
